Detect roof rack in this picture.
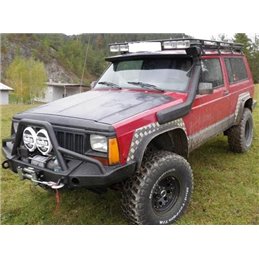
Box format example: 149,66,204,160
109,38,243,55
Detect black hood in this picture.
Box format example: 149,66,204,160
19,90,172,125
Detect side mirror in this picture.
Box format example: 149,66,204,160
198,82,213,95
90,81,97,89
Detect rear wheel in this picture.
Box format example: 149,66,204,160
121,151,193,225
227,108,254,153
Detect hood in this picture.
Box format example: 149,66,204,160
19,90,172,125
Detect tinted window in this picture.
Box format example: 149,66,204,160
116,60,143,71
200,59,224,88
96,57,193,92
224,58,248,84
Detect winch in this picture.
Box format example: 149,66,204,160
17,166,64,189
27,154,62,172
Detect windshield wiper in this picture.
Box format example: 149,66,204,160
127,81,164,92
98,81,122,89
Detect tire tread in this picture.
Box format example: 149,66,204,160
228,108,253,153
121,151,193,225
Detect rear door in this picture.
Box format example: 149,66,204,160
224,56,253,115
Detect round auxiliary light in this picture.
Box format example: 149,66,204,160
36,129,52,155
23,127,37,152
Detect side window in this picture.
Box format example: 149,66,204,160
200,59,224,88
224,58,248,84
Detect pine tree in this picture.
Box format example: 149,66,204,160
233,33,253,59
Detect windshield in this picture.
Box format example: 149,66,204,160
95,57,193,92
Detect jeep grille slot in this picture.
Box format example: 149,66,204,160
55,130,86,154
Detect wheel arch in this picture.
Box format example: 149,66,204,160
235,93,253,125
133,127,189,170
244,98,253,111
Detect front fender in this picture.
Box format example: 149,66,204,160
126,119,187,169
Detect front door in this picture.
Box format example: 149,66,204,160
185,56,232,150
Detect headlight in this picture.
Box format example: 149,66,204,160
90,134,107,153
36,129,53,155
23,127,37,152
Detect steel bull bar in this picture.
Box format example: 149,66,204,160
2,119,109,189
12,119,105,173
2,119,136,189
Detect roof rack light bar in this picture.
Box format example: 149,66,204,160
110,43,129,53
109,38,243,54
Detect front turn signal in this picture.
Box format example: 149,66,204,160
108,138,120,165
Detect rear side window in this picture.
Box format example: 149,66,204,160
224,58,248,84
200,59,224,88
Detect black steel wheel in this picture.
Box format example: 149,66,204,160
121,151,193,225
151,174,180,213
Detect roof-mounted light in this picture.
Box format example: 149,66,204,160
203,40,218,46
162,40,191,50
110,43,129,53
220,42,231,47
110,45,120,52
119,44,129,52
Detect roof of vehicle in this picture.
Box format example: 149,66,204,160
106,51,190,62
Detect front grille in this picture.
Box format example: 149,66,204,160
55,129,86,154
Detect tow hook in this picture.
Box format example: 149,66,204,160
2,160,10,169
17,166,65,189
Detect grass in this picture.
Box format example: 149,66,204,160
1,87,259,225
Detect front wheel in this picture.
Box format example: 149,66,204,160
121,151,193,225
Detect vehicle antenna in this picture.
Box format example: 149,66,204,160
80,35,91,92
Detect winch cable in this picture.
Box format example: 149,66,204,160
55,189,61,212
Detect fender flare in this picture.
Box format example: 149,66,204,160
126,119,188,169
234,92,252,125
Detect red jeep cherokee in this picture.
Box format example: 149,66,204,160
2,39,257,224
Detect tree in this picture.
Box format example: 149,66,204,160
218,34,228,41
233,33,253,59
250,49,259,83
5,57,47,103
251,34,259,83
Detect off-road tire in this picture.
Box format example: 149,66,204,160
227,108,254,153
121,151,193,225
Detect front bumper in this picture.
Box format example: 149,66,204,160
2,119,136,189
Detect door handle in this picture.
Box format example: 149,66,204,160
223,90,229,96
